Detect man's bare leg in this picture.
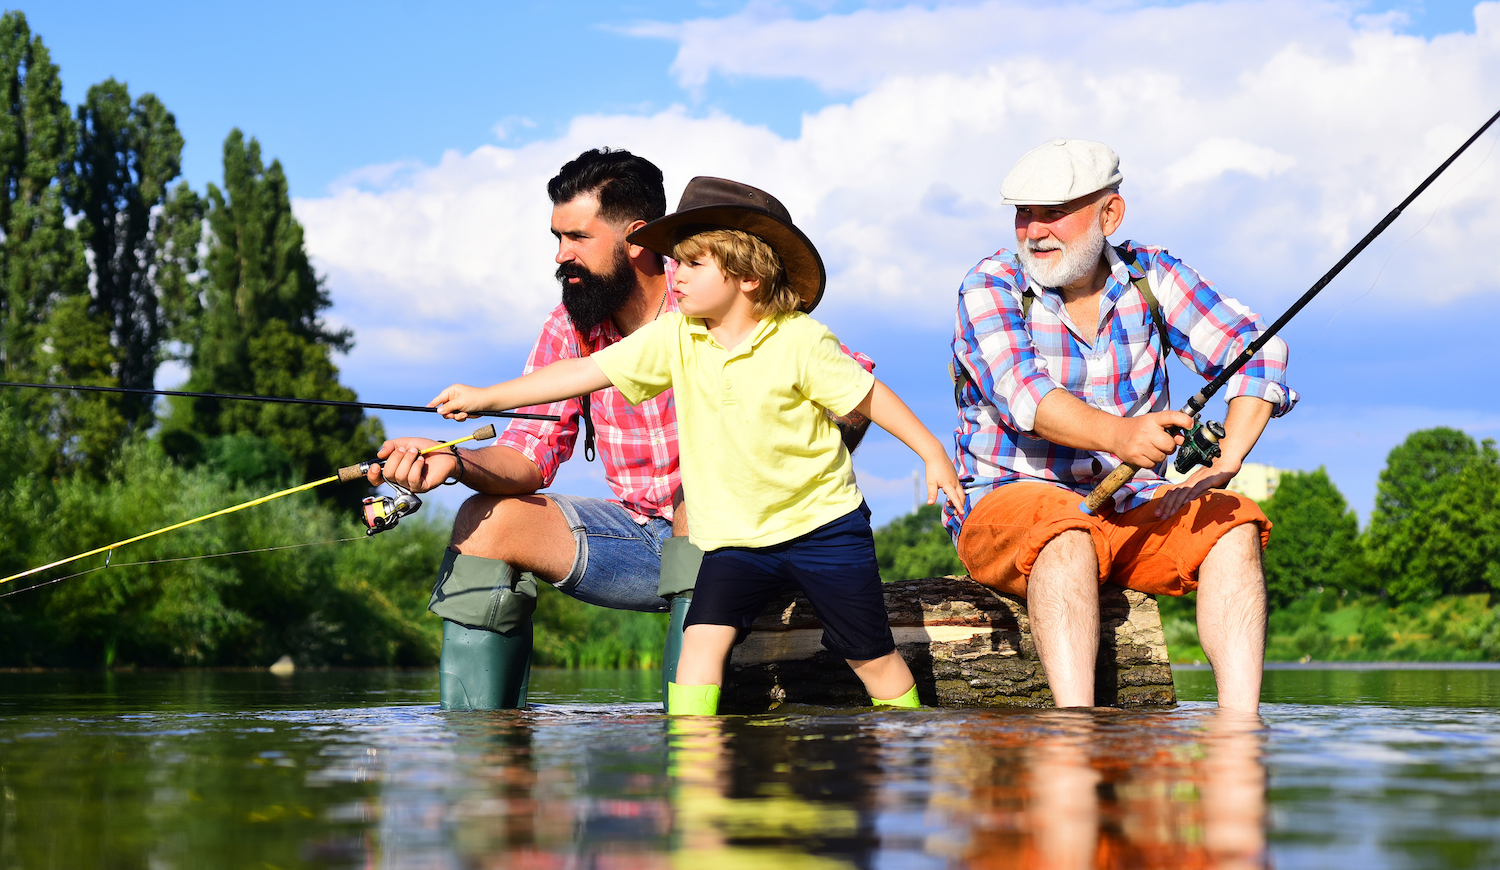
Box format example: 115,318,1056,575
1028,530,1100,707
449,493,577,582
1196,523,1266,713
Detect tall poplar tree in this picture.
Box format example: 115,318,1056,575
70,78,185,430
184,129,381,484
0,11,120,474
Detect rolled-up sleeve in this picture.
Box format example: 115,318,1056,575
955,265,1061,433
1151,250,1299,418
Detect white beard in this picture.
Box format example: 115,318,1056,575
1017,219,1106,289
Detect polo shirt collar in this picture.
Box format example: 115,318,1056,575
685,314,784,357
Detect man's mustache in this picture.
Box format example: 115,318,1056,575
556,262,592,282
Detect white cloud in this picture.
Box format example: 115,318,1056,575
296,0,1500,388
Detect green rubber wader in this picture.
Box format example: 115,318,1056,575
429,549,539,710
658,536,704,712
440,619,532,710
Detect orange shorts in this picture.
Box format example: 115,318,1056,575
955,481,1270,598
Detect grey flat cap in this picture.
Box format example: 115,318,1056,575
1000,138,1123,206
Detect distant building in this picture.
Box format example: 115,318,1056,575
1164,461,1284,503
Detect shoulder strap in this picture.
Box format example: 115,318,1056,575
572,327,598,463
1114,245,1173,360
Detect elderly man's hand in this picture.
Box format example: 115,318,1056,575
1153,461,1239,518
366,437,459,493
1110,410,1194,468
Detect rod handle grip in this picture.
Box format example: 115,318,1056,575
1080,463,1139,515
471,423,496,441
338,462,370,484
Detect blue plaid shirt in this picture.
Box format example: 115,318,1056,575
945,241,1297,537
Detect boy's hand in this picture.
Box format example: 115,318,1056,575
925,456,966,518
430,384,489,422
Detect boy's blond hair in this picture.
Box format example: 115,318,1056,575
673,228,802,318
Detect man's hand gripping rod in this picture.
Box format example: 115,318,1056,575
1081,105,1500,515
338,424,498,535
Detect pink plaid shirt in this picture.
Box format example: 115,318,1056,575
497,268,874,525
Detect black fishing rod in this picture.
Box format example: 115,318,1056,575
0,380,559,422
1082,105,1500,514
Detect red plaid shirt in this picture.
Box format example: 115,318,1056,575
497,269,875,524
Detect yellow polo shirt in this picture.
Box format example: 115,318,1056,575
592,311,875,551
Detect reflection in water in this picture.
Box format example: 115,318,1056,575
919,709,1267,869
9,670,1500,867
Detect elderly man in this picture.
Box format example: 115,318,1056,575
947,139,1297,712
372,148,870,710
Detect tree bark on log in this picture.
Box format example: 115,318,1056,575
721,575,1176,712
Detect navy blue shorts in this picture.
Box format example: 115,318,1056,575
684,502,896,661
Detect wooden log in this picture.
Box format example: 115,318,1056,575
721,575,1176,711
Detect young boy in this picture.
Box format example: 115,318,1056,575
430,177,963,714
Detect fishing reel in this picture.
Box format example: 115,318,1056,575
1173,419,1226,474
362,482,422,536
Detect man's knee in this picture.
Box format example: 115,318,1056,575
449,493,572,567
1034,529,1099,576
1204,522,1264,572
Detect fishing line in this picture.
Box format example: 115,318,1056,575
1323,126,1500,326
0,423,498,588
0,537,367,600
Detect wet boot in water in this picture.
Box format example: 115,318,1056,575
657,536,704,712
427,549,538,710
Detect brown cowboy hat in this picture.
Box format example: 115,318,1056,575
626,176,826,313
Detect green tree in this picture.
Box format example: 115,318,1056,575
69,78,185,430
180,130,381,486
874,503,966,581
0,11,120,475
1365,428,1500,603
1260,467,1364,607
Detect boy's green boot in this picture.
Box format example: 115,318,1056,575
667,682,721,715
428,549,538,710
657,536,704,712
872,685,922,709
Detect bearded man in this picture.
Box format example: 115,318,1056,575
371,149,871,709
947,139,1297,713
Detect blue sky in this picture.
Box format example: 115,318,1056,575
27,0,1500,527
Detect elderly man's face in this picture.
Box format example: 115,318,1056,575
1013,191,1121,290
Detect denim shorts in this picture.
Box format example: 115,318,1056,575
544,493,673,613
685,502,896,661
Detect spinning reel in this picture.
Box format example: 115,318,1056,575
1173,419,1226,475
361,482,422,536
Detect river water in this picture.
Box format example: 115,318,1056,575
3,666,1499,869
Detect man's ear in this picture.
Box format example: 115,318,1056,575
623,218,650,258
1099,192,1126,237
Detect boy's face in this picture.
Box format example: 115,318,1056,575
673,251,757,323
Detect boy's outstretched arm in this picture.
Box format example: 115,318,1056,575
854,379,965,516
431,357,613,421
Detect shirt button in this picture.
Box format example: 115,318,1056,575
723,380,732,390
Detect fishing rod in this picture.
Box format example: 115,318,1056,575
0,423,499,590
1082,105,1500,515
0,380,560,422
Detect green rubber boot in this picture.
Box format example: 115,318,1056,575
661,594,692,710
667,681,721,715
658,536,704,712
440,619,532,710
872,684,922,708
428,549,538,711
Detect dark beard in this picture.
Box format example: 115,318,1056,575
557,247,636,334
